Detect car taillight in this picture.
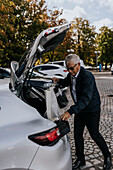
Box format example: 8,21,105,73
45,28,59,37
63,69,68,72
28,127,61,146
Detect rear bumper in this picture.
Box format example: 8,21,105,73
29,136,72,170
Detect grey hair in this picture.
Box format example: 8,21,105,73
65,54,80,66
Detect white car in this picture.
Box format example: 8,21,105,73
111,64,113,75
33,63,68,78
0,67,11,79
0,24,72,170
48,59,85,68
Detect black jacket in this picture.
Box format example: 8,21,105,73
58,67,101,115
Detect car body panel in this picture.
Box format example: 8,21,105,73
0,82,72,170
30,138,72,170
0,80,57,169
48,59,85,68
0,82,52,127
0,24,72,170
33,64,68,78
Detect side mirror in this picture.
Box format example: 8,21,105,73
10,61,19,91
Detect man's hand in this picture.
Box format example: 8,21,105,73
60,111,71,121
52,77,59,84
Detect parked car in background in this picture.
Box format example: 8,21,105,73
0,67,10,79
0,24,72,170
48,59,85,68
111,64,113,75
33,63,68,78
48,60,66,67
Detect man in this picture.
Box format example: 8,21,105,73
52,54,112,170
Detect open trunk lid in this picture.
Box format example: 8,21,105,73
10,24,70,91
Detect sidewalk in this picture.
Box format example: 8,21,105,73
60,72,113,169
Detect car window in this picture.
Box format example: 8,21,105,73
42,66,59,70
3,70,10,77
0,69,3,74
36,65,59,71
0,69,10,78
34,66,42,72
0,69,3,78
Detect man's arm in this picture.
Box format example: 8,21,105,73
68,72,95,115
52,73,70,88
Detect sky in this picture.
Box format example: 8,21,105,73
45,0,113,32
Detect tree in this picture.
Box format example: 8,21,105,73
0,0,17,67
0,0,49,67
41,7,69,63
97,26,113,69
71,18,97,66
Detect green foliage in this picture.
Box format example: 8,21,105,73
42,7,69,63
97,26,113,68
0,0,113,68
0,0,16,66
71,18,97,66
0,0,48,67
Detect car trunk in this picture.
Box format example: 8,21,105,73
10,24,70,120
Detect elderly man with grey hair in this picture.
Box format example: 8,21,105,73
52,54,112,170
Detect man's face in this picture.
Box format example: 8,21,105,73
67,61,80,76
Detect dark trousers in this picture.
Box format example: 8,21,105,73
74,110,111,160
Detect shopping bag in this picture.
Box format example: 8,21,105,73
54,86,68,108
